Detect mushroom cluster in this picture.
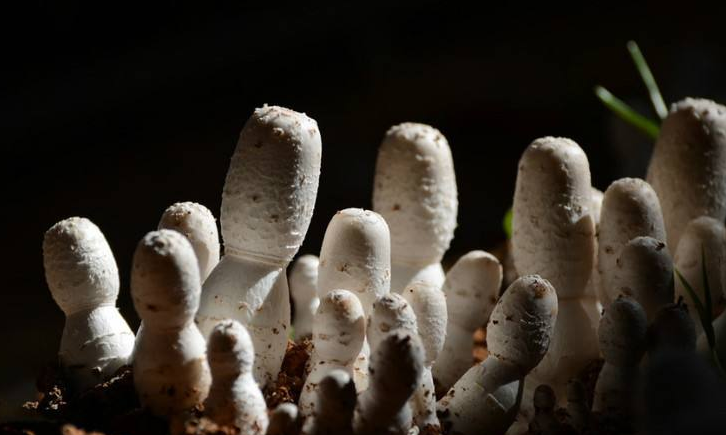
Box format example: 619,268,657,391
36,97,726,435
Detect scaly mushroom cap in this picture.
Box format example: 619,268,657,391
131,229,201,328
486,275,558,374
369,330,425,405
647,98,726,248
611,236,673,320
313,290,366,363
402,280,447,365
318,208,391,315
44,217,120,315
512,137,595,298
599,178,666,303
598,296,647,367
221,105,322,263
207,319,255,375
158,201,219,281
373,122,457,266
368,293,418,351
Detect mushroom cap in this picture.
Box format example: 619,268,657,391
318,208,391,315
317,369,357,412
131,229,201,328
486,275,558,374
611,236,673,319
158,201,219,281
402,280,447,365
443,250,502,330
648,299,697,352
599,178,666,301
221,105,322,263
207,319,255,374
512,137,595,298
290,254,320,303
598,296,648,366
369,330,425,404
647,97,726,248
368,293,417,351
43,217,119,315
674,216,726,306
312,290,366,363
373,122,457,266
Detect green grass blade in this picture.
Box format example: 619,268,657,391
626,41,668,120
676,268,715,348
594,85,661,140
503,207,513,239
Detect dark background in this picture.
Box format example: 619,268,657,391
2,1,726,418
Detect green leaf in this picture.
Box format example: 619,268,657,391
594,86,661,140
503,207,513,239
626,41,668,120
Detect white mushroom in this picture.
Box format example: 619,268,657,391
43,217,135,392
373,122,457,293
598,178,666,306
299,290,365,418
317,208,391,391
437,275,559,435
158,201,220,282
433,250,502,394
205,320,268,434
593,297,648,417
131,229,211,417
354,330,425,435
402,280,447,430
289,254,320,340
674,216,726,333
196,105,322,387
512,137,599,404
301,369,356,435
646,97,726,249
610,236,673,320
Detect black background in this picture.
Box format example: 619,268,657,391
2,1,726,410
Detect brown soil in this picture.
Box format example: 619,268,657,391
263,339,312,410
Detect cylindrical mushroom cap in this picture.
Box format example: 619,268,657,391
207,319,254,375
647,98,726,248
674,216,726,315
316,369,357,419
312,290,366,363
131,229,201,328
368,293,418,351
402,280,447,365
512,137,596,298
598,296,647,367
599,178,666,299
290,254,320,304
369,330,425,404
486,275,558,374
221,105,322,264
611,236,673,319
43,217,119,315
589,187,604,226
158,201,220,281
372,122,458,266
268,403,300,435
648,299,697,352
443,250,502,331
318,208,391,315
